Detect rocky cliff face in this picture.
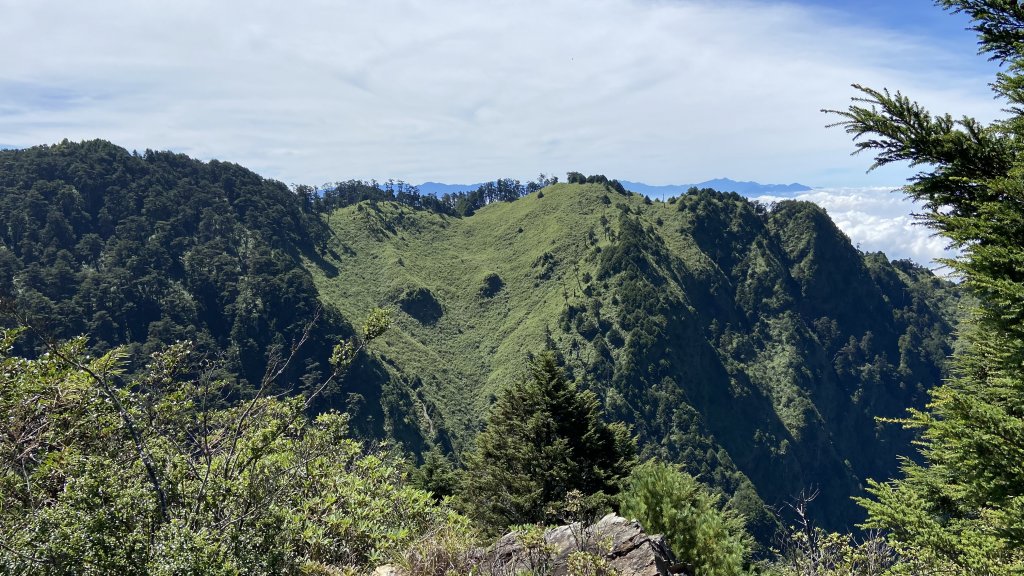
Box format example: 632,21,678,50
517,514,682,576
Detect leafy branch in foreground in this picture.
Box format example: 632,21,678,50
0,307,472,575
619,460,752,576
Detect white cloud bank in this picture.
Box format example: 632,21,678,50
755,187,957,267
0,0,1003,188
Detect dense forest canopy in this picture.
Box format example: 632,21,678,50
0,139,335,387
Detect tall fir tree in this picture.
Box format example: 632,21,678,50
828,1,1024,572
458,353,635,533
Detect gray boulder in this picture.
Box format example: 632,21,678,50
479,513,685,576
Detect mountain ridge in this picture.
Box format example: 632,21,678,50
310,180,957,536
416,178,813,198
621,178,812,197
0,141,957,540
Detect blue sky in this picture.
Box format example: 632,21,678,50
5,0,995,265
798,0,999,73
0,0,1003,191
801,0,984,38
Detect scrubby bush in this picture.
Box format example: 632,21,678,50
396,286,443,324
479,272,505,298
0,311,471,574
399,513,480,576
768,528,895,576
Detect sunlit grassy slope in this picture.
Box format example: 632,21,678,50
307,182,957,534
312,184,627,441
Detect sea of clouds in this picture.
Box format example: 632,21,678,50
754,187,957,270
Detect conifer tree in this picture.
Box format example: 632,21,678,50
619,460,751,576
459,353,635,533
828,1,1024,572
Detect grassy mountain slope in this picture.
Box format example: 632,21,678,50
313,185,608,439
310,182,958,534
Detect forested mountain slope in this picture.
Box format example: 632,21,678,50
313,181,958,534
0,140,427,447
0,141,958,537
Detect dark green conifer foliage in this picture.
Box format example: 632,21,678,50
0,140,336,388
828,1,1024,572
412,446,459,502
619,460,751,576
459,353,635,533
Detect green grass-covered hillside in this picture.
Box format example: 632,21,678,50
308,181,959,535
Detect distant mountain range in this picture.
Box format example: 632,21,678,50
417,178,813,198
620,178,812,197
416,182,485,195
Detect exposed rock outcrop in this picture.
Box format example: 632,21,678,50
371,565,400,576
478,514,685,576
374,514,685,576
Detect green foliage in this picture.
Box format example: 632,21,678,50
397,513,481,576
0,139,961,547
0,314,470,574
458,353,636,534
411,446,459,502
0,137,966,562
619,460,752,576
479,272,504,298
0,141,439,456
769,529,895,576
507,523,557,575
312,180,957,540
566,550,618,576
0,139,342,395
827,1,1024,573
396,287,443,325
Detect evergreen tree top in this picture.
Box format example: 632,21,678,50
828,1,1024,572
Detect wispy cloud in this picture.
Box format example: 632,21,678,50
0,0,1002,187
